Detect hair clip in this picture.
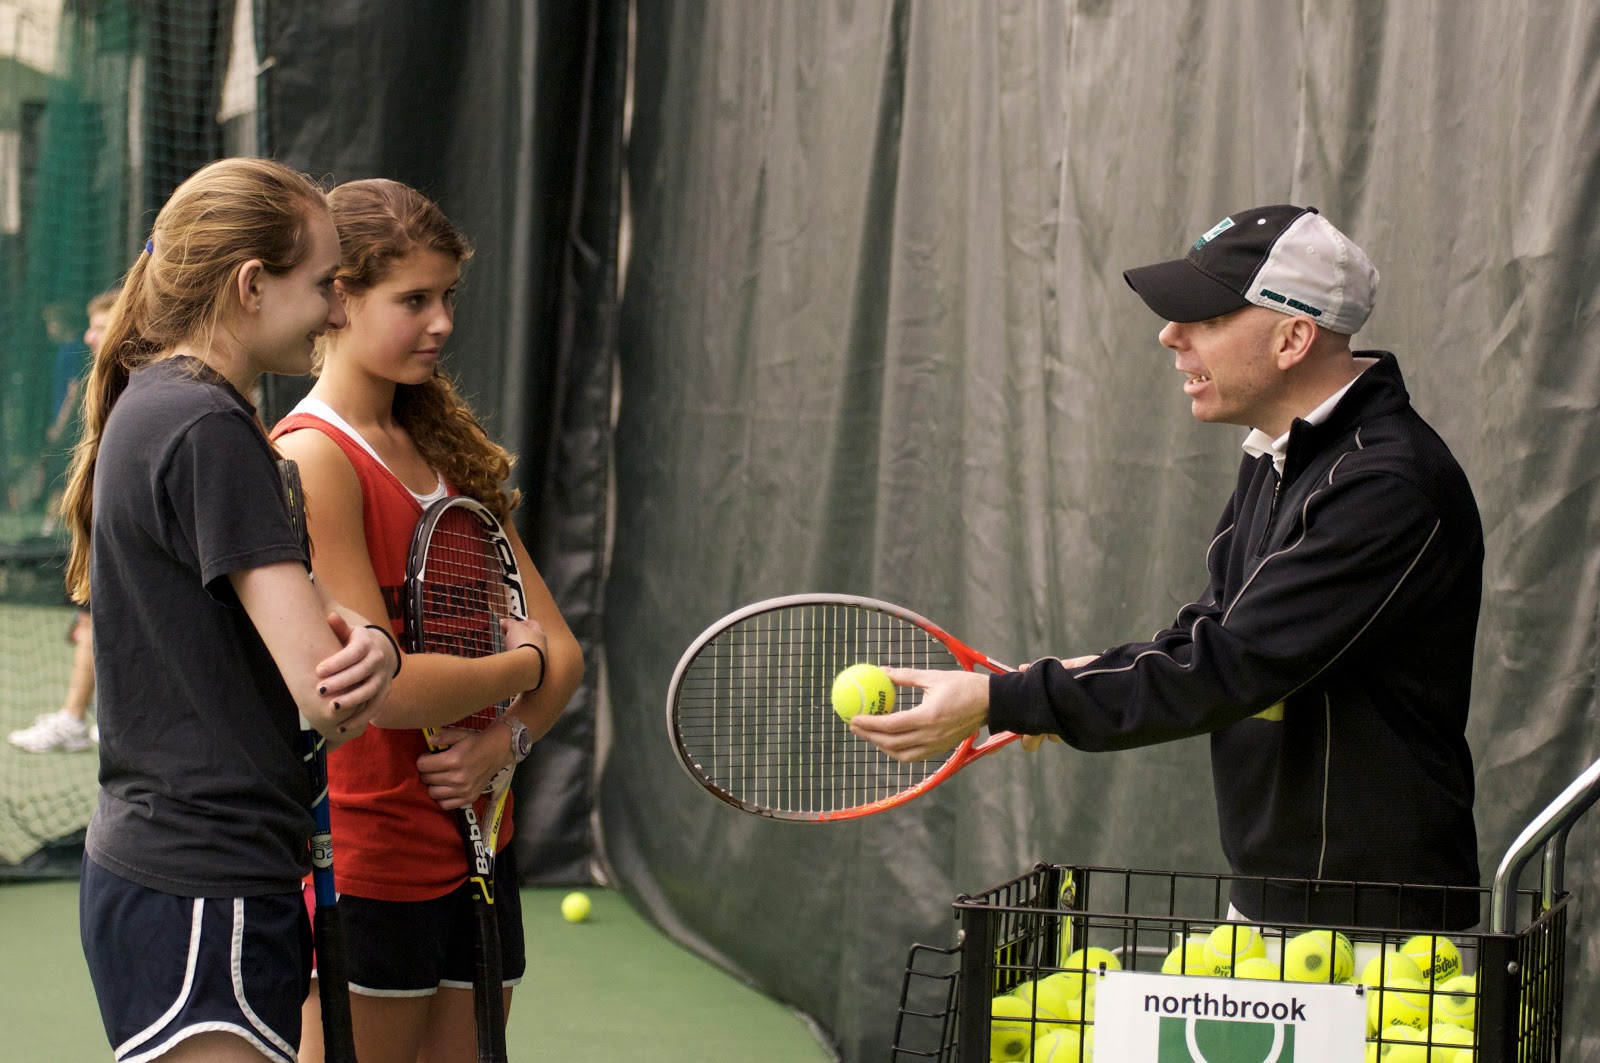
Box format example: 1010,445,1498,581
144,239,154,256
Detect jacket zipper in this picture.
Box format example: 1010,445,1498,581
1256,474,1282,554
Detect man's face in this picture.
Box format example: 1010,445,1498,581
1158,306,1292,434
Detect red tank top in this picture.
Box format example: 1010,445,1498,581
272,409,513,901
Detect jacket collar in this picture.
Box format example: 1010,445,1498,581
1280,352,1409,484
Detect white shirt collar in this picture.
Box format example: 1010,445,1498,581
1241,358,1377,474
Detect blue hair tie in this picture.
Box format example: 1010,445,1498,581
144,239,153,256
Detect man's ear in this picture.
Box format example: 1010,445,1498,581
1274,315,1318,370
234,259,266,313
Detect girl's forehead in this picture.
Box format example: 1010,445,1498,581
377,247,461,289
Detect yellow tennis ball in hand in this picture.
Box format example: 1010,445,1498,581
831,663,895,721
560,891,592,923
1399,933,1463,984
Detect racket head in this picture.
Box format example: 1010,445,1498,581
404,496,528,730
666,593,1010,822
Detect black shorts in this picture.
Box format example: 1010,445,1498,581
337,845,526,996
80,856,311,1062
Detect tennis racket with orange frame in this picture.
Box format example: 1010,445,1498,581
666,593,1021,821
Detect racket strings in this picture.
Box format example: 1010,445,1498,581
414,510,514,730
674,603,962,816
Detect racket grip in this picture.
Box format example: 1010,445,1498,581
472,904,508,1063
313,906,359,1063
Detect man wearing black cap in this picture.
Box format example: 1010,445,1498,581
852,206,1483,930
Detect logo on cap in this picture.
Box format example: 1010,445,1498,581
1193,217,1235,251
1256,288,1324,318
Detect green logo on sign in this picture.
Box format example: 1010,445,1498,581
1157,1017,1295,1062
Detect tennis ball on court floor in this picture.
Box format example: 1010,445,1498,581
830,663,895,721
1161,933,1212,976
1399,933,1463,984
1202,923,1266,976
1283,929,1355,983
560,891,592,923
1031,1026,1094,1063
990,994,1038,1061
1367,976,1433,1034
1359,950,1426,989
1433,973,1478,1030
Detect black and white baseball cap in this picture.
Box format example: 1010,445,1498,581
1123,205,1379,335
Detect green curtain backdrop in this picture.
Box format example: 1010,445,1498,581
601,2,1600,1060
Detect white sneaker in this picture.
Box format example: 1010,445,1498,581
8,710,94,753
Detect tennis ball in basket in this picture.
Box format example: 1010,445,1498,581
1434,973,1478,1030
1232,957,1282,980
560,891,591,923
1031,1026,1094,1063
1055,947,1120,1014
1367,976,1432,1034
1202,923,1266,976
1366,1024,1428,1063
990,994,1038,1061
1399,933,1463,984
830,663,895,721
1013,977,1078,1025
1161,933,1212,975
1359,950,1426,989
1283,929,1355,983
1060,946,1121,975
1424,1022,1474,1054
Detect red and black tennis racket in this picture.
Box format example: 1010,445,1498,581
278,458,358,1063
666,594,1019,821
403,496,526,1063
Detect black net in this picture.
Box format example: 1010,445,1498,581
0,0,261,876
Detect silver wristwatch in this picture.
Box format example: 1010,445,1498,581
504,715,534,764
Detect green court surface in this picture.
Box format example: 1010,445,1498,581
0,882,834,1061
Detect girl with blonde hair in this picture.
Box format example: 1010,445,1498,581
65,156,399,1063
